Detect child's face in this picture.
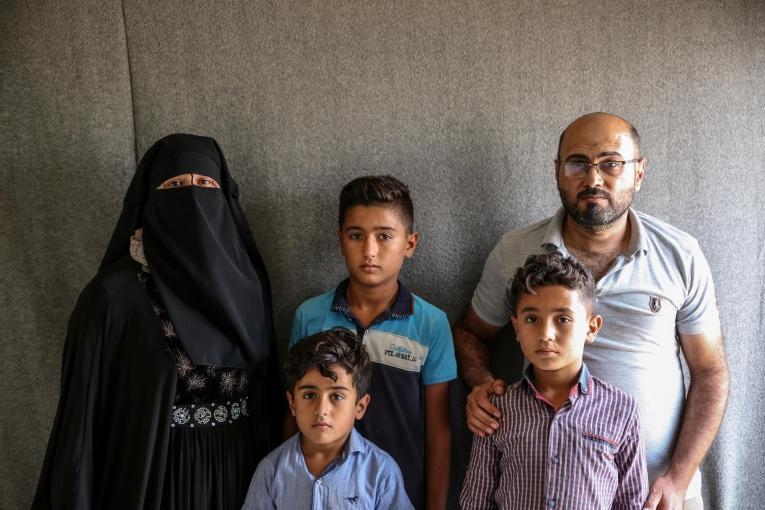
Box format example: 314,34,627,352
339,205,418,290
287,365,370,452
511,285,602,380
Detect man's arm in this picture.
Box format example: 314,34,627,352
453,305,506,436
643,331,729,510
424,382,450,510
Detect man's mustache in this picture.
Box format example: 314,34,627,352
577,187,611,201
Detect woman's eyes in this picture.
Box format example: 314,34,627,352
197,178,217,187
158,175,220,189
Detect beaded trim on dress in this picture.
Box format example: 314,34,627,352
133,261,250,406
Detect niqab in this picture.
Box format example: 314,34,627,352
102,133,271,369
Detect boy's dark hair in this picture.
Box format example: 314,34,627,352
509,252,596,314
338,175,414,233
285,328,372,399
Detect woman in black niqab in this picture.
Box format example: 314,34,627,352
33,134,282,510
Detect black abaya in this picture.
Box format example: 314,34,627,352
33,133,282,509
32,257,280,509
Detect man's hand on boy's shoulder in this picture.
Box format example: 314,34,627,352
466,378,507,437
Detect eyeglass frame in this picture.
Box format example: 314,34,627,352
556,158,643,178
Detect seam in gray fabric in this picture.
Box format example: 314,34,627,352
120,0,138,163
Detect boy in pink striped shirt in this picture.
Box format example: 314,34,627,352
460,253,648,510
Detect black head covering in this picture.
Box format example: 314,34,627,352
102,133,272,369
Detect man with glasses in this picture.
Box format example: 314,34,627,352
455,112,728,509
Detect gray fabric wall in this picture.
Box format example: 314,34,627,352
2,1,762,508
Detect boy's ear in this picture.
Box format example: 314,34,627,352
586,314,603,344
510,316,519,340
354,393,371,420
404,231,419,258
285,390,296,417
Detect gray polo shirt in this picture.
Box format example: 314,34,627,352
472,208,721,497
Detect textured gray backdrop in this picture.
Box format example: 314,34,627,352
2,1,763,509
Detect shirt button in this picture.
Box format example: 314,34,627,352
548,498,556,508
552,454,559,464
316,478,322,485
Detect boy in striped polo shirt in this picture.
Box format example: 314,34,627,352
460,253,648,510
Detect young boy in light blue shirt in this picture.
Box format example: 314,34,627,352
242,328,412,510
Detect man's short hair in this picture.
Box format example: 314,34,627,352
556,112,641,160
509,252,596,314
285,328,372,399
338,175,414,233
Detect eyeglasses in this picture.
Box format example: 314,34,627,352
559,159,640,178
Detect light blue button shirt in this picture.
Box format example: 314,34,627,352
242,429,413,509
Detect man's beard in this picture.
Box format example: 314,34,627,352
558,185,634,231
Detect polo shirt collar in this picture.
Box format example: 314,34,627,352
626,208,649,256
330,428,365,468
331,278,414,319
540,208,567,252
344,427,366,457
522,362,592,395
541,207,649,257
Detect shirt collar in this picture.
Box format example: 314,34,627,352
540,208,567,252
345,427,365,456
331,278,414,319
522,362,592,396
625,208,648,256
322,428,365,468
541,207,648,257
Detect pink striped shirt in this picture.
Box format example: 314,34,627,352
460,364,647,510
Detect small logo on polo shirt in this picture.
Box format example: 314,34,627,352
384,344,418,363
345,495,359,504
649,296,662,314
364,330,427,372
